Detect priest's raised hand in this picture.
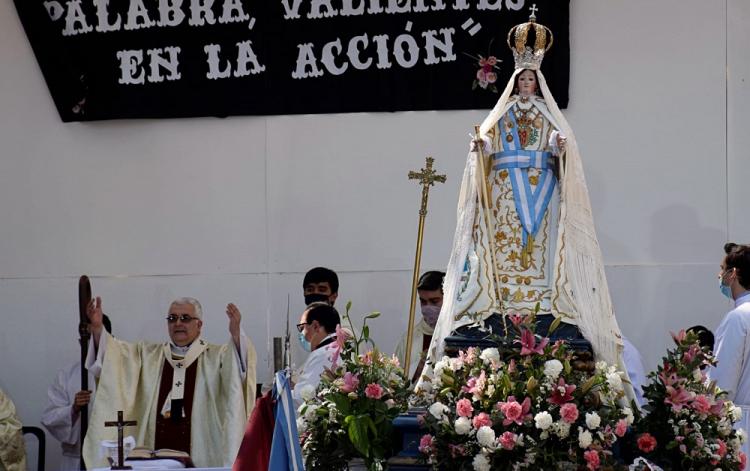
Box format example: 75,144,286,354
81,296,257,468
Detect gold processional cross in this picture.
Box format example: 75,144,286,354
404,157,446,380
104,410,137,470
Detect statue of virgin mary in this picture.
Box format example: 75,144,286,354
423,10,632,397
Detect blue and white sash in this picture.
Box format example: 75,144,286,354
494,106,557,245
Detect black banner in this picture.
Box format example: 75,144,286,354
13,0,569,121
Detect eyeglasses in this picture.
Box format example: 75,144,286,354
166,314,200,323
296,322,310,333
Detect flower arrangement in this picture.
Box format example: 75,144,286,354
417,314,634,470
298,302,411,471
629,329,747,470
464,41,502,93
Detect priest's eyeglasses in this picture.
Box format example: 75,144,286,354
166,314,200,323
296,322,310,332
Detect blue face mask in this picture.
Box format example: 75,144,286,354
720,270,734,299
298,331,312,352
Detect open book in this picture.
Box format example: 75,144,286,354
121,447,194,467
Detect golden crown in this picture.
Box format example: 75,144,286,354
507,6,554,70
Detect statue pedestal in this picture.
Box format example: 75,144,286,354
444,313,594,368
388,411,429,471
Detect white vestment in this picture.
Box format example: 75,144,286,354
82,331,256,468
395,319,433,377
40,361,96,471
0,388,26,471
292,334,337,408
710,292,750,458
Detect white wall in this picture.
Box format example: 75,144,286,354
0,0,747,469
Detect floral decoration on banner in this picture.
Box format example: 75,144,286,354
465,41,502,93
298,302,411,471
416,313,633,470
629,329,747,470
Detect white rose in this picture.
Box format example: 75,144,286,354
434,358,449,377
543,359,563,379
595,361,608,372
299,384,316,402
455,417,472,435
578,428,593,449
479,348,500,364
737,429,747,444
718,418,733,436
304,404,319,421
429,402,450,421
472,453,491,471
419,380,433,393
606,372,623,391
477,426,496,448
585,412,601,430
623,407,634,425
296,417,308,433
534,411,553,430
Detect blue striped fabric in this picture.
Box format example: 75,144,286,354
268,372,305,471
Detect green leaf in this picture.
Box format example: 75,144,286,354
365,311,381,319
548,316,562,334
347,415,371,457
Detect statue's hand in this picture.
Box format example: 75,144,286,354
469,135,490,153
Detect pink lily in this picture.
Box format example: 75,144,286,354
518,329,548,356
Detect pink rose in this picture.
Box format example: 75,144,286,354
472,412,492,429
365,383,384,399
583,450,600,471
717,439,727,458
340,372,359,393
559,403,579,424
456,398,473,418
637,433,657,453
740,451,747,470
615,419,628,437
691,394,711,414
502,401,523,422
499,431,516,450
418,434,433,454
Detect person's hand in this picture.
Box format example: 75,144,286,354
226,303,242,344
73,390,92,413
87,297,103,337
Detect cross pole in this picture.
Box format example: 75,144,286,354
404,157,446,379
78,275,92,470
104,411,137,470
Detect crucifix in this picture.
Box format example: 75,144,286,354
404,157,446,379
104,410,137,470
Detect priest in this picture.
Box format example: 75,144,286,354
0,387,26,471
82,297,257,468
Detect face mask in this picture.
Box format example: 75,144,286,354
298,330,312,352
421,305,442,328
305,293,330,306
720,271,733,299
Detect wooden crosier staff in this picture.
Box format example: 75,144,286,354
405,157,445,379
78,275,92,470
